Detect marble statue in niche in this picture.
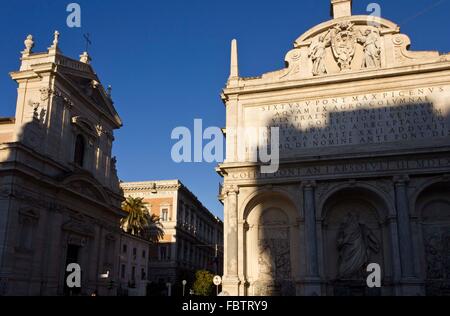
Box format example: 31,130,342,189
337,213,380,279
358,28,382,69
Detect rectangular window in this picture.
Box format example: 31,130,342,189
142,250,146,259
141,268,146,280
160,246,167,261
122,244,127,253
131,266,136,281
121,264,125,279
161,209,169,221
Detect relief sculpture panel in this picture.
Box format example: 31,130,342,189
253,208,294,296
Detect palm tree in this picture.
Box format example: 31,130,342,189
142,214,165,244
120,196,164,243
121,196,149,236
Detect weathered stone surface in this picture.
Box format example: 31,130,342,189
219,1,450,296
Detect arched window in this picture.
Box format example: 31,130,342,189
74,134,85,167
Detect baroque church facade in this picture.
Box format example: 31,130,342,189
0,32,125,295
218,0,450,296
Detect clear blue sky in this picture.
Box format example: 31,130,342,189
0,0,449,219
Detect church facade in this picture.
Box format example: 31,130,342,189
0,32,124,295
218,0,450,296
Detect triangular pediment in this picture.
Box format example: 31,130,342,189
57,68,122,127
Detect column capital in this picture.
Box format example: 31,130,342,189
393,175,410,185
224,184,240,195
302,180,317,189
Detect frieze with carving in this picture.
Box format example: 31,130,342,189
357,28,382,69
309,31,331,76
236,13,449,84
330,21,357,71
423,226,450,295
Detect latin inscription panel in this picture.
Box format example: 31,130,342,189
244,85,450,157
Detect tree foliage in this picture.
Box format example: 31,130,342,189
192,270,214,296
120,196,164,243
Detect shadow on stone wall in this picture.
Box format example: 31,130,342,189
235,94,450,296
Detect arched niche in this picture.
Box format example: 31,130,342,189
415,181,450,296
321,186,391,296
244,192,297,296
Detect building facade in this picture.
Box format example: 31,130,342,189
118,232,150,296
0,32,125,296
218,0,450,296
120,180,223,294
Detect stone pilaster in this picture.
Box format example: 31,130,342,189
393,176,423,295
394,176,414,277
222,185,241,295
302,181,322,295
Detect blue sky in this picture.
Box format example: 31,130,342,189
0,0,449,219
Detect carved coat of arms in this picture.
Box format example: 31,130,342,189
331,22,357,70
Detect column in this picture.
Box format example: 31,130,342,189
394,176,414,278
302,181,322,295
222,185,240,295
303,181,319,277
394,176,422,295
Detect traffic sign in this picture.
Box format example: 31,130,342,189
213,275,222,286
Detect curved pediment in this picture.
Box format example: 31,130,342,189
225,3,450,89
294,15,398,46
255,13,448,83
60,174,111,205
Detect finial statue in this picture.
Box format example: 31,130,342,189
23,34,34,54
52,30,60,47
80,51,91,64
107,85,112,97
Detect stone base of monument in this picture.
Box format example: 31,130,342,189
298,277,323,296
222,276,241,296
252,280,296,296
332,279,381,296
399,278,425,296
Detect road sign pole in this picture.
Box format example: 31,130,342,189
182,280,187,297
213,275,222,296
